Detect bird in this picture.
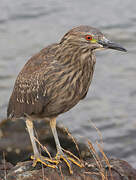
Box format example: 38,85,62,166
7,25,127,173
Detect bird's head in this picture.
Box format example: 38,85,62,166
61,25,127,52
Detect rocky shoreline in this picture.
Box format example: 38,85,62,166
0,118,136,180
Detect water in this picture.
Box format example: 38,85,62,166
0,0,136,167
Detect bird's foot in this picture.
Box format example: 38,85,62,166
31,154,57,169
55,150,84,174
30,150,83,174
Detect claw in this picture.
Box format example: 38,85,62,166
54,150,84,174
30,150,83,174
67,157,83,168
31,155,57,168
59,154,73,174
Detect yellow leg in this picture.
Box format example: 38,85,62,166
26,118,57,168
25,117,83,173
50,117,83,174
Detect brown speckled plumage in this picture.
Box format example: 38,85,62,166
7,26,127,172
7,26,103,119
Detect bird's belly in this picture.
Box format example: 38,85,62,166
43,56,94,117
44,75,92,117
45,93,83,117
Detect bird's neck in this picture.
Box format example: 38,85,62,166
57,42,94,69
55,42,96,100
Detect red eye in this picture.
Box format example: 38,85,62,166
85,35,92,41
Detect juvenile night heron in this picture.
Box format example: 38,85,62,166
7,25,127,173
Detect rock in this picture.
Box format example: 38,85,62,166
0,118,90,164
0,118,136,180
0,159,136,180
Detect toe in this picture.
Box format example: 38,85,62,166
31,155,57,168
67,157,83,168
59,154,73,174
55,151,84,174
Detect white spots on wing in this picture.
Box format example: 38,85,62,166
43,88,46,96
37,80,39,87
35,98,37,102
15,73,47,105
20,98,24,103
32,100,35,105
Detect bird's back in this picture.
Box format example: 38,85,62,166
7,44,59,118
8,42,95,119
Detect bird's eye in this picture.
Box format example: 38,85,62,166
85,35,92,41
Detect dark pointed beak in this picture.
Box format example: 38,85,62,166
98,39,127,52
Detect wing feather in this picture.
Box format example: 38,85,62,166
7,44,58,118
